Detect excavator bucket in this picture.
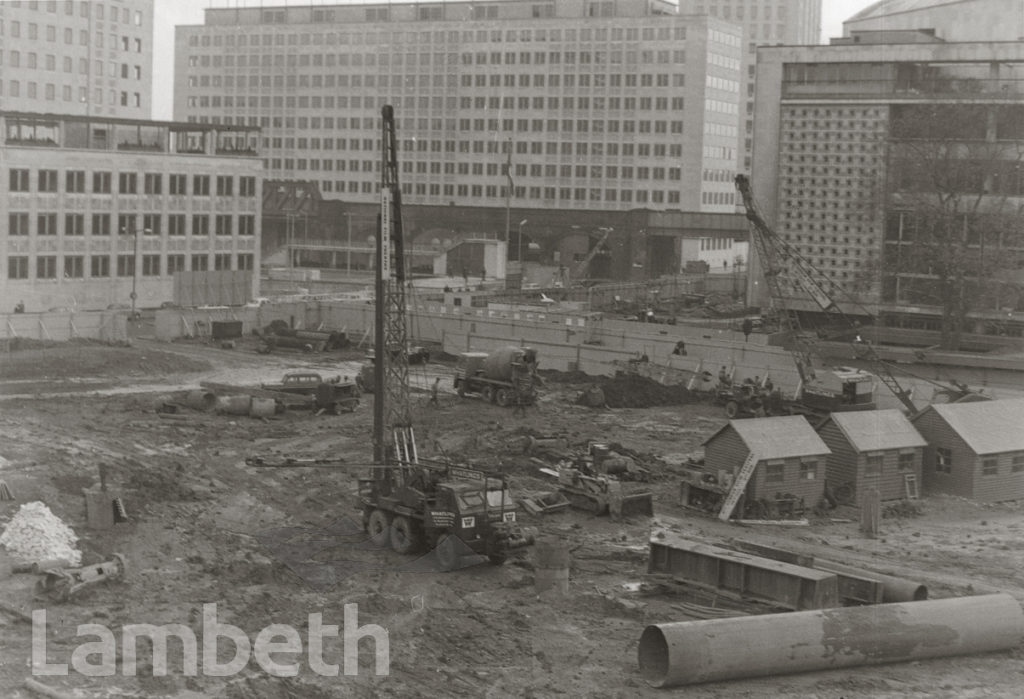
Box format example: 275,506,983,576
616,491,654,518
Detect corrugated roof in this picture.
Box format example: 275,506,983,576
825,410,928,453
912,399,1024,455
705,416,831,461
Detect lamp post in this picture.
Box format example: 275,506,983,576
121,223,151,319
518,219,528,264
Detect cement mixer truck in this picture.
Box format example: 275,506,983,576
454,346,539,407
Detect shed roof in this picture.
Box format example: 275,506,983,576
911,398,1024,455
823,409,927,453
705,416,831,461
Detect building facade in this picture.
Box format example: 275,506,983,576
750,38,1024,335
1,112,262,311
673,0,823,171
0,0,154,119
174,0,742,214
843,0,1024,43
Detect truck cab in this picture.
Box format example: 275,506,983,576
425,477,525,567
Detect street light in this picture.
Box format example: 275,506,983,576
121,223,151,319
518,219,528,264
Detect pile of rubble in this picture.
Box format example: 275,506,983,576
588,374,698,409
0,501,82,566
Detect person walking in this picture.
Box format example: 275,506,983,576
429,377,440,406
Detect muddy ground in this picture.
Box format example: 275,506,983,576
1,339,1023,698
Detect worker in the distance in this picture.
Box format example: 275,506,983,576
429,377,440,406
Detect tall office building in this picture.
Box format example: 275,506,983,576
673,0,823,171
0,0,154,119
751,35,1024,335
174,0,743,214
843,0,1024,42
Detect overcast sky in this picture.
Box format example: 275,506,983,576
151,0,879,120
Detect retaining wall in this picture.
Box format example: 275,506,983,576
1,311,128,344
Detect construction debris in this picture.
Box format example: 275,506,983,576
33,554,127,602
0,502,82,566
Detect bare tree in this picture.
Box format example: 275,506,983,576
886,104,1024,350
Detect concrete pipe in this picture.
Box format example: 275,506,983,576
815,559,927,602
638,593,1024,688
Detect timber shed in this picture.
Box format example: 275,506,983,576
910,398,1024,502
703,416,831,513
817,410,927,505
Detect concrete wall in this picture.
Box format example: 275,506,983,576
1,311,128,343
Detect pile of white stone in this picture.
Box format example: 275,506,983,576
0,501,82,566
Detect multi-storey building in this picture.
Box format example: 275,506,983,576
750,36,1024,336
843,0,1024,43
174,0,742,214
673,0,823,171
1,112,262,311
0,0,154,119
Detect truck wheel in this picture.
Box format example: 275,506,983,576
481,385,495,403
390,516,420,555
366,509,392,547
435,533,460,572
724,400,740,418
495,388,511,407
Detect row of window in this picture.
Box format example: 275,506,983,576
8,213,256,237
935,448,1024,475
9,1,144,25
6,51,143,79
9,170,258,197
187,24,690,49
6,253,253,280
0,80,141,107
765,460,819,483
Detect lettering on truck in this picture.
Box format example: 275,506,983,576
429,511,456,527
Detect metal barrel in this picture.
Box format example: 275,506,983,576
638,594,1024,688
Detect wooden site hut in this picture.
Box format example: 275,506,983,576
816,409,927,505
910,398,1024,502
703,416,831,514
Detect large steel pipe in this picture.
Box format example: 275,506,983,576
638,593,1023,688
815,559,927,602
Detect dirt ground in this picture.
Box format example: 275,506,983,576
1,339,1024,698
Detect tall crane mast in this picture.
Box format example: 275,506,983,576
735,174,920,414
374,105,416,466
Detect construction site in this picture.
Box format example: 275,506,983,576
3,108,1024,699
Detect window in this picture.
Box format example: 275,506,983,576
142,255,161,277
192,215,210,236
142,214,161,236
800,460,818,480
1012,455,1024,473
167,255,186,275
66,170,85,193
38,170,59,192
214,253,232,271
91,213,111,236
168,214,186,236
238,215,255,236
8,257,29,279
898,452,915,472
193,175,210,196
169,174,187,195
191,254,209,271
766,461,784,483
64,256,84,278
116,255,135,277
215,215,232,236
982,458,998,476
65,214,84,236
9,213,30,236
38,214,58,235
239,176,256,197
37,256,58,279
10,169,31,192
93,172,112,193
216,175,233,196
936,447,952,474
118,172,137,194
144,173,162,194
865,454,883,476
91,255,110,278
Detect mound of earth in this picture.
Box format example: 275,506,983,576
590,373,697,409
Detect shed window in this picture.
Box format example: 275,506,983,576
766,462,784,483
799,460,817,480
898,452,915,471
1013,455,1024,473
982,458,998,476
936,447,952,474
865,454,883,476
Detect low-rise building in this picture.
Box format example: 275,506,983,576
0,112,262,311
817,409,927,505
910,398,1024,502
702,416,831,515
